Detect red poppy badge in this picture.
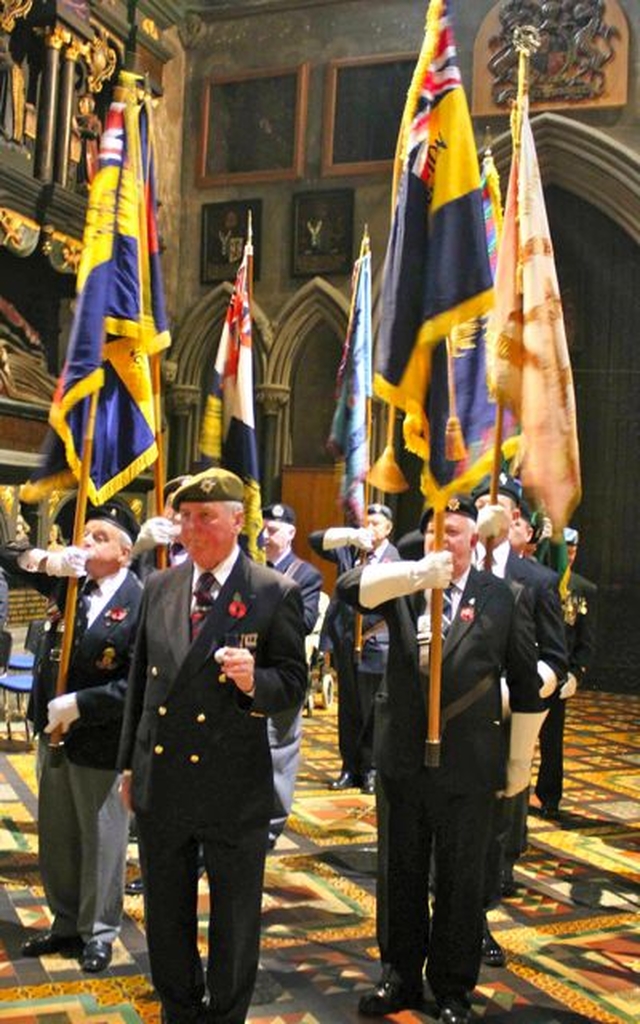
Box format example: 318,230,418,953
228,593,247,619
460,605,475,623
105,606,128,623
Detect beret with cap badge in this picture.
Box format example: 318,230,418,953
262,502,296,525
172,467,244,508
419,494,478,534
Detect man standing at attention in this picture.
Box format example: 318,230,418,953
337,496,545,1024
118,468,308,1024
262,501,322,848
0,499,142,973
309,502,400,794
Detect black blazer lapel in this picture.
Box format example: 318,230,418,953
443,568,485,661
160,561,193,672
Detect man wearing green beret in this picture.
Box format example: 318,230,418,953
118,467,308,1024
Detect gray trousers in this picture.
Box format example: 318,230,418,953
36,739,129,943
267,704,303,839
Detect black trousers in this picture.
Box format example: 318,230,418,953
535,693,565,808
376,771,495,1004
137,812,268,1024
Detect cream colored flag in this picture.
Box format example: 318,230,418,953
488,97,581,533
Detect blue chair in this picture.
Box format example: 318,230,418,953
0,630,34,742
8,651,35,671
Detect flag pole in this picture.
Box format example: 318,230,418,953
353,226,372,662
424,505,445,767
48,388,100,758
483,27,537,569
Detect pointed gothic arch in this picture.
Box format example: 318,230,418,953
493,113,640,245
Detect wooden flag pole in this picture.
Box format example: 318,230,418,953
48,388,100,759
424,506,445,767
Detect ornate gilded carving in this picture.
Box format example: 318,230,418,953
488,0,621,107
0,0,33,34
0,486,15,516
41,225,82,275
0,207,40,257
141,17,159,42
85,29,117,94
46,25,70,51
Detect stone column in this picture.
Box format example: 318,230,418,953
256,384,290,502
165,383,202,477
35,26,67,182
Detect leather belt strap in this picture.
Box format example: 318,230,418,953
441,674,493,729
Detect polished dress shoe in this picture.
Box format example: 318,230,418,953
500,867,517,898
329,770,361,791
22,930,83,958
539,803,562,820
80,938,112,973
481,921,506,967
125,876,145,896
358,977,423,1016
361,770,376,795
438,995,473,1023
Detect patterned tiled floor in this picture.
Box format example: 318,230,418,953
0,689,639,1022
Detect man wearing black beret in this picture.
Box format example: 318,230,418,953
337,496,545,1024
262,501,322,847
0,497,143,973
118,468,308,1024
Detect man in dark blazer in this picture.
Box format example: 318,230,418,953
118,468,308,1024
0,498,143,973
337,496,545,1024
473,475,568,912
534,526,597,816
309,503,400,794
262,501,322,847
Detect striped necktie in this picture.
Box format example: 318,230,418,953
441,584,456,638
190,571,217,639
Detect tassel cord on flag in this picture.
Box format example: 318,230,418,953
48,388,100,763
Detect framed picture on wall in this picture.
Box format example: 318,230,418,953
197,64,310,186
291,189,354,278
322,53,417,176
200,199,262,284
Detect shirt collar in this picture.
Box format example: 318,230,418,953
192,544,240,589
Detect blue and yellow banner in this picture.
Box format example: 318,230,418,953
375,0,498,506
22,72,170,506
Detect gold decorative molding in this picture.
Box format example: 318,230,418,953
41,225,83,275
0,207,40,258
0,486,15,517
46,25,70,51
141,17,159,42
86,29,117,94
0,0,33,34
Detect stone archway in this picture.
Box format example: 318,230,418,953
493,113,640,244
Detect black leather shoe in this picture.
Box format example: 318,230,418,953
481,922,506,967
125,876,145,896
358,978,423,1016
361,770,376,795
80,938,112,973
539,803,562,820
329,771,362,791
438,995,473,1023
22,930,83,958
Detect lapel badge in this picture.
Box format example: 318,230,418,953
460,605,475,623
228,592,248,619
96,645,118,670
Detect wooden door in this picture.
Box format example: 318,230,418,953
281,466,340,594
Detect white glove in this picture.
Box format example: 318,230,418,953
500,710,548,797
45,547,88,578
360,551,453,607
132,516,178,555
323,526,374,552
559,672,578,700
477,504,510,541
537,660,558,698
44,692,80,733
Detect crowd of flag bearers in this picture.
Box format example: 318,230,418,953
0,1,592,1022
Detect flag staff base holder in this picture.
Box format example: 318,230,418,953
424,739,441,768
